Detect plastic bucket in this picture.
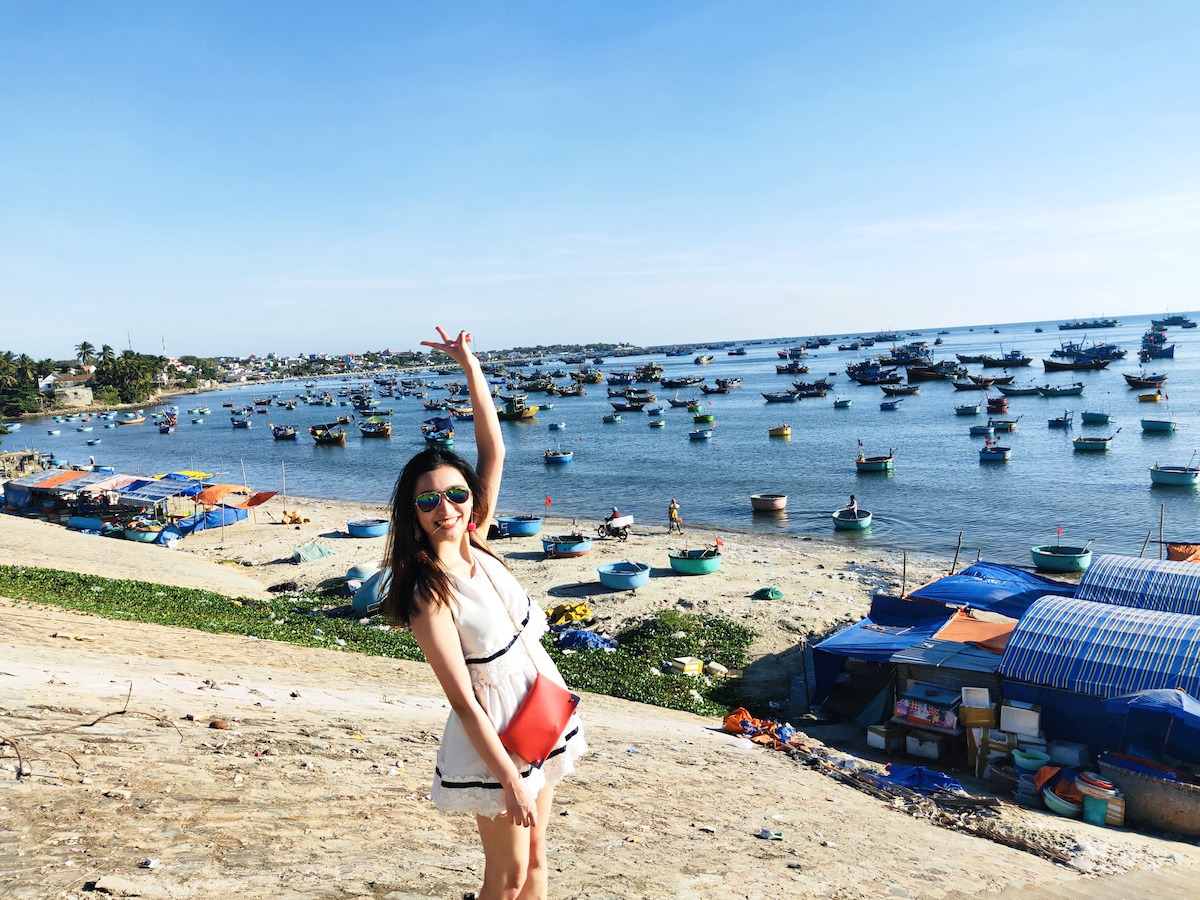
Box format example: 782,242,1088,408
1082,794,1108,827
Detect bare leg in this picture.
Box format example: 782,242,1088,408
474,784,555,900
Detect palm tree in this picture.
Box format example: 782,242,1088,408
100,344,115,364
75,341,97,365
16,354,35,383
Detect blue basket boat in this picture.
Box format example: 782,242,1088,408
347,518,389,538
495,515,543,537
597,561,651,590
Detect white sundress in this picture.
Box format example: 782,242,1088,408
430,548,587,818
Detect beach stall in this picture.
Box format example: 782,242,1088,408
1,468,93,519
998,596,1200,758
1074,553,1200,616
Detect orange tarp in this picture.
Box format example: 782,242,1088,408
933,609,1015,654
223,491,276,509
36,470,92,489
1168,544,1200,563
194,483,277,508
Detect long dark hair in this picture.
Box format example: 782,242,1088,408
382,447,500,625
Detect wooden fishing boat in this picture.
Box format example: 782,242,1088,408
116,414,146,425
978,440,1011,462
715,377,742,389
881,384,919,396
497,394,539,420
649,418,666,428
979,351,1033,368
542,534,592,558
1048,410,1073,428
309,423,347,445
602,413,621,424
832,508,872,530
688,428,714,440
954,377,991,390
750,493,787,510
543,448,573,464
833,397,852,409
1150,464,1200,486
969,424,995,437
1037,382,1085,397
271,424,299,440
358,417,392,438
1138,391,1164,403
694,354,714,365
1124,372,1168,389
955,403,981,416
762,391,798,402
86,438,101,446
989,418,1020,432
855,445,895,473
1031,544,1093,572
191,418,205,425
768,424,791,438
158,424,174,435
548,421,566,430
879,399,903,411
1141,419,1177,433
667,395,699,408
609,401,646,412
986,397,1008,413
1080,411,1112,425
668,548,722,575
1043,357,1111,372
231,415,252,428
699,383,729,394
996,383,1040,397
1073,430,1118,452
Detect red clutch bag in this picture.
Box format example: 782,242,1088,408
500,673,580,768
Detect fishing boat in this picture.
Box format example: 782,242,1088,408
123,522,164,543
497,394,539,421
750,493,787,511
1037,382,1085,397
699,383,729,394
1124,372,1168,389
1080,411,1112,425
646,407,663,416
768,424,791,438
602,413,621,424
231,415,252,428
979,350,1033,368
855,442,895,472
347,518,389,538
358,417,392,438
694,354,714,365
116,414,146,425
495,515,543,538
548,422,566,430
762,391,798,402
1043,357,1111,372
879,399,903,411
597,561,651,590
667,394,699,408
689,428,714,440
158,424,174,435
46,429,60,435
952,378,990,391
986,396,1008,413
969,424,995,437
191,418,204,425
1073,430,1119,452
881,384,919,396
309,423,348,445
955,403,981,416
833,397,852,409
996,383,1041,397
86,438,101,446
543,448,573,464
1138,391,1164,403
668,547,723,575
1031,543,1093,572
649,419,666,428
978,440,1011,462
832,507,872,530
1048,410,1074,428
271,423,299,440
1150,464,1200,486
989,417,1020,432
1141,419,1177,434
693,413,715,424
542,533,593,558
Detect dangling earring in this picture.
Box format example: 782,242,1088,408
467,521,477,532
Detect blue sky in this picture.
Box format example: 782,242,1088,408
2,3,1197,358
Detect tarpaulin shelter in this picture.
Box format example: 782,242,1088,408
194,484,277,508
157,506,249,542
999,596,1200,748
42,470,129,497
812,595,955,703
1101,689,1200,763
117,477,206,509
1075,554,1200,616
2,469,84,509
907,561,1075,620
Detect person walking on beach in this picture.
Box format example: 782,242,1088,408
667,498,682,534
383,327,586,900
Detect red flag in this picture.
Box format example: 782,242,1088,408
545,496,552,507
715,537,725,546
1057,526,1063,537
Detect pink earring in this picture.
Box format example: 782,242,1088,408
467,522,477,532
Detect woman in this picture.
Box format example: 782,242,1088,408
383,327,586,900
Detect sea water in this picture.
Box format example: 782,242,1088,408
20,314,1200,565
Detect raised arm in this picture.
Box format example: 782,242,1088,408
421,327,505,518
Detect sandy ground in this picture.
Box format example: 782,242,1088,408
2,504,1199,899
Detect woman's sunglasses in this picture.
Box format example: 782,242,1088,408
414,485,472,513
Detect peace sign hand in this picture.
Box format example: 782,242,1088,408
421,327,476,369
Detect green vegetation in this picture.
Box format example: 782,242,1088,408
0,351,43,417
0,566,754,716
92,350,165,403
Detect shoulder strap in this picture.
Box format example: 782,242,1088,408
476,556,542,676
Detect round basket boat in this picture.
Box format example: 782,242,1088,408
347,518,389,538
123,525,163,543
668,549,722,575
750,493,787,511
597,561,651,590
496,515,543,537
542,534,593,558
1031,545,1092,573
832,508,872,530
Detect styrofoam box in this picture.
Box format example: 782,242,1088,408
1000,700,1041,736
961,687,991,708
1047,739,1090,767
906,734,950,759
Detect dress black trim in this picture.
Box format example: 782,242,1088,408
462,605,532,664
434,727,580,788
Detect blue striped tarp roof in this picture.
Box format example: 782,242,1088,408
998,596,1200,699
1076,553,1200,616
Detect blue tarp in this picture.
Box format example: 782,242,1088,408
907,561,1075,619
998,596,1200,699
163,506,249,538
812,595,955,703
1076,554,1200,616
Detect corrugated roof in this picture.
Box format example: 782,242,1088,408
891,639,1003,674
118,478,204,507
